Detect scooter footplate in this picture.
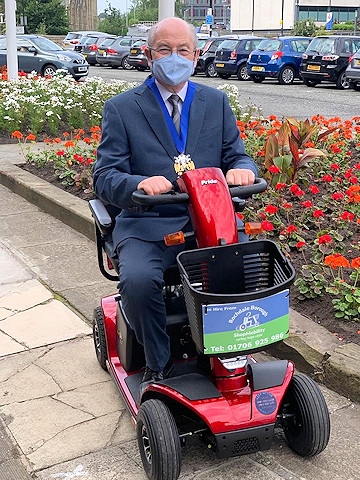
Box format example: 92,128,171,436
161,373,222,400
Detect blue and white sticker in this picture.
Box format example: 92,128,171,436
255,391,277,415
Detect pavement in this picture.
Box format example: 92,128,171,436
0,142,359,480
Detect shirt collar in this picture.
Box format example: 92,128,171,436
154,79,188,104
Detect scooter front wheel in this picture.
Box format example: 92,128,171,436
137,399,181,480
280,373,330,456
93,307,108,371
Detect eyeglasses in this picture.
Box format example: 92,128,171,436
149,47,196,58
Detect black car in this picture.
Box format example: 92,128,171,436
214,36,265,80
195,36,237,77
301,35,360,89
0,34,89,80
80,34,116,66
127,39,148,70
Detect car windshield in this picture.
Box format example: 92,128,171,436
257,39,282,51
307,38,336,55
31,37,62,51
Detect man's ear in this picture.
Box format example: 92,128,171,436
144,46,152,66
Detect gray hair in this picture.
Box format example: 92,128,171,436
147,19,198,49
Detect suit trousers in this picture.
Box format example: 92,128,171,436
117,237,186,372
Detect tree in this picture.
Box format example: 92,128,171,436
24,0,69,35
98,6,127,36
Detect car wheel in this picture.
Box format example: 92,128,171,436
336,70,349,89
122,55,133,70
205,62,217,77
137,399,181,480
237,63,250,81
303,78,318,87
349,80,360,91
280,373,330,457
250,74,264,83
42,64,57,77
93,307,108,371
278,66,295,85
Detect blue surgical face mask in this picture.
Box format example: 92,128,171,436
150,52,195,86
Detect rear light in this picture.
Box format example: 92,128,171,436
89,44,98,51
71,40,79,44
107,48,117,54
271,51,283,60
230,49,237,60
348,54,354,63
244,222,263,235
164,231,185,246
322,54,339,61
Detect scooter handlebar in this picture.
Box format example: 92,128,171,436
131,178,267,206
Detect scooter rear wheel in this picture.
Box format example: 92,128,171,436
93,306,108,371
280,373,330,456
137,399,181,480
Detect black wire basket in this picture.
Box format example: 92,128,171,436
177,240,296,354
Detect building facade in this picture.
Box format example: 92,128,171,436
62,0,98,31
181,0,359,33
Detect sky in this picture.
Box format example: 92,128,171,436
98,0,129,14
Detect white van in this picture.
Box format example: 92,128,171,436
63,31,106,50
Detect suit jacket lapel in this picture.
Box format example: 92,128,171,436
185,85,206,155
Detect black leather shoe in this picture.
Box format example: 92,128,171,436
141,358,174,384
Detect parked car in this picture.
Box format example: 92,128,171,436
345,48,360,91
63,31,106,50
214,36,265,80
301,35,360,89
195,35,238,77
127,39,148,70
79,34,116,65
96,36,146,69
0,34,89,80
247,36,312,85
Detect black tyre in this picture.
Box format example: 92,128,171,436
42,64,57,77
205,62,217,77
122,55,133,70
336,70,349,89
250,74,264,83
93,306,108,371
137,399,181,480
280,373,330,457
349,80,360,91
278,66,295,85
303,78,318,87
237,63,250,81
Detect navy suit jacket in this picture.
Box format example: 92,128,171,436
93,79,258,248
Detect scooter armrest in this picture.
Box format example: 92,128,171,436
89,199,113,234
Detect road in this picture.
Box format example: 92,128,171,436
88,65,360,120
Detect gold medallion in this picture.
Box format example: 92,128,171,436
174,154,195,176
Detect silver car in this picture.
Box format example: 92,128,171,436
0,35,89,80
345,49,360,91
96,36,146,69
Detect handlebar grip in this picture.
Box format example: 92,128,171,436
131,189,189,205
229,178,267,198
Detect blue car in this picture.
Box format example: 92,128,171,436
246,36,312,85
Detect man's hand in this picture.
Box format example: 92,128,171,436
226,169,255,186
137,176,173,195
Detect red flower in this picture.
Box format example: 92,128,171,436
26,133,36,141
351,257,360,269
330,163,340,171
11,130,23,139
340,211,355,221
321,174,333,182
56,150,65,156
332,192,344,200
261,220,274,231
282,202,293,209
301,200,313,208
295,241,306,249
289,184,304,196
318,234,332,244
268,165,281,174
265,205,278,214
308,185,320,194
313,209,325,218
325,253,350,269
275,182,287,191
285,225,297,234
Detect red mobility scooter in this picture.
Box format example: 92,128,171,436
90,167,330,480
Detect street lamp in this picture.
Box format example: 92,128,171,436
280,0,284,35
252,0,255,34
